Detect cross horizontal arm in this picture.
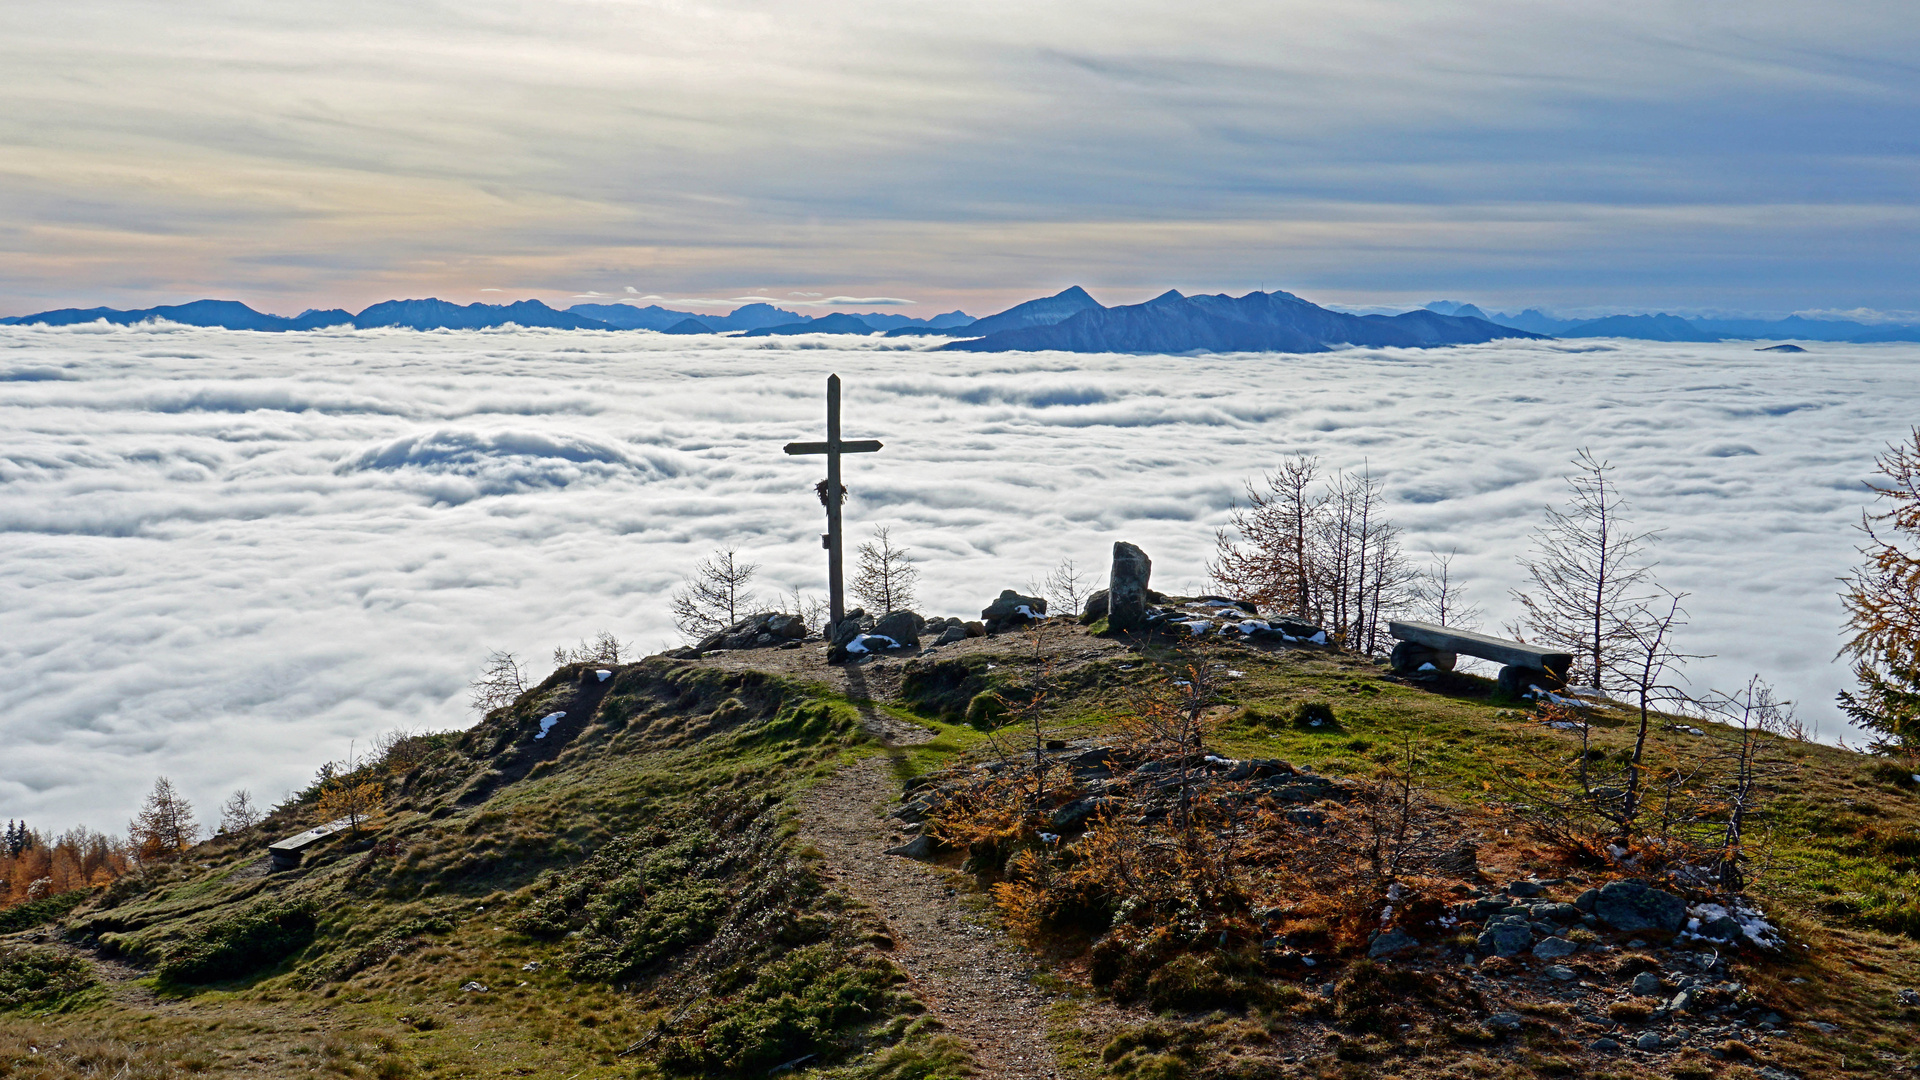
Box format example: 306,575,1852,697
784,439,883,455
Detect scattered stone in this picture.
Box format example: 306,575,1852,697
699,610,813,652
1050,797,1110,831
1898,988,1920,1007
520,960,542,972
1806,1021,1839,1035
933,626,967,646
1695,913,1743,941
1632,972,1665,997
1574,888,1599,912
1486,1012,1524,1032
1669,988,1699,1013
460,981,489,993
1369,929,1418,958
1595,880,1688,933
1508,879,1546,898
1106,542,1153,634
1477,916,1533,958
884,835,937,861
1080,588,1109,624
1590,1038,1622,1052
1543,964,1577,981
1533,936,1579,959
1635,1032,1663,1051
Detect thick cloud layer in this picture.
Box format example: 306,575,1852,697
0,324,1910,831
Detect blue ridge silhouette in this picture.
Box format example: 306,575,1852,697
942,289,1543,353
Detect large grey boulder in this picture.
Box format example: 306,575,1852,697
1107,542,1153,633
871,610,925,647
981,590,1046,628
1593,880,1688,934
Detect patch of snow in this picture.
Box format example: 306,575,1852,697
1226,670,1245,679
845,633,898,654
1203,599,1239,608
1418,662,1437,672
1038,832,1060,843
1684,900,1784,949
535,711,565,739
1184,620,1213,634
595,669,612,682
1308,630,1327,644
1014,604,1043,619
1233,620,1268,634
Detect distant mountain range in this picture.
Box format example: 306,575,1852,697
5,290,1916,351
1423,301,1920,343
0,297,975,334
941,288,1540,353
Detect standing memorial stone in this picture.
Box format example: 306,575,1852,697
1107,541,1152,633
783,374,884,628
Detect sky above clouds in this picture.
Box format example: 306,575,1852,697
3,327,1915,832
1,1,1916,317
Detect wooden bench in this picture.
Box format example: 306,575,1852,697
266,816,356,872
1387,620,1573,695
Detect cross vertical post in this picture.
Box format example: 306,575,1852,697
783,373,883,631
825,374,844,625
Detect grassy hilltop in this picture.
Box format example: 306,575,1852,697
2,622,1917,1080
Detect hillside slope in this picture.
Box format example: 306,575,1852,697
4,622,1917,1079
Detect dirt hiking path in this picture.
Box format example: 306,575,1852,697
802,748,1063,1079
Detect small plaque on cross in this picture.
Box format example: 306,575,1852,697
784,373,882,626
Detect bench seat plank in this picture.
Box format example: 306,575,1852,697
1388,620,1572,675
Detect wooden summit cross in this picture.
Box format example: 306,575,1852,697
784,374,882,626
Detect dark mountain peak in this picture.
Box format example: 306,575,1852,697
943,288,1543,355
925,285,1106,339
352,298,609,331
661,318,713,335
1147,289,1185,305
1560,312,1712,342
742,312,875,337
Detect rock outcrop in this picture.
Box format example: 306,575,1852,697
1106,542,1153,633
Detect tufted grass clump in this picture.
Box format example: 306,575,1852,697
157,900,318,985
0,947,96,1013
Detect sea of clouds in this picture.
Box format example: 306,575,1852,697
2,324,1913,832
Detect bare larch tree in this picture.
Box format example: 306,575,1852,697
1511,449,1661,690
468,650,527,714
671,549,761,640
852,526,919,614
